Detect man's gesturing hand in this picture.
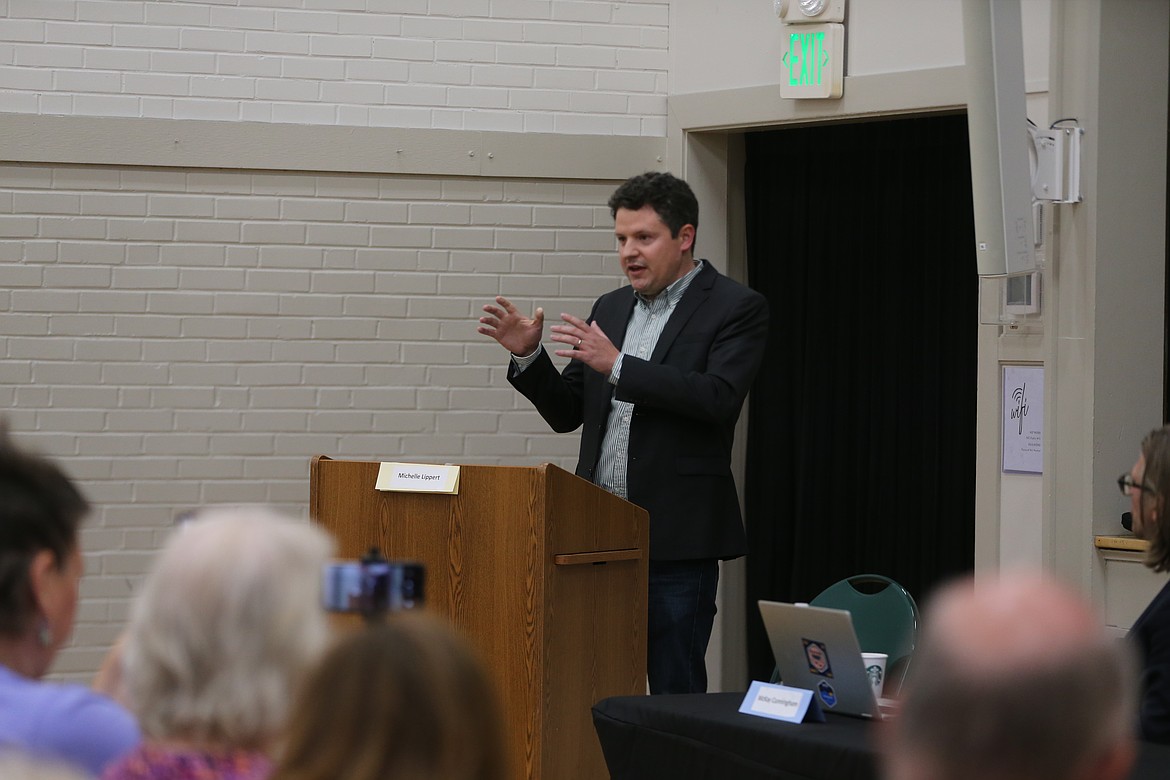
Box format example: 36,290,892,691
551,313,619,376
478,296,544,357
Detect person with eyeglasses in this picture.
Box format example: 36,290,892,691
1122,425,1170,743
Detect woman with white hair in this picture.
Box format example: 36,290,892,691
101,506,333,780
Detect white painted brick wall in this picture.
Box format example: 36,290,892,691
0,0,669,135
2,161,626,681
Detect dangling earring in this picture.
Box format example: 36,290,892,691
37,620,53,648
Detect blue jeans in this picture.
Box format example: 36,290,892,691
647,559,719,694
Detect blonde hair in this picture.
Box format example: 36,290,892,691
272,613,507,780
122,506,333,748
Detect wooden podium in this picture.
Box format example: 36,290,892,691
309,456,649,780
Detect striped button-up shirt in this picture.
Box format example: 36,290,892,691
594,259,703,498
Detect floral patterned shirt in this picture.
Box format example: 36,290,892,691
101,744,271,780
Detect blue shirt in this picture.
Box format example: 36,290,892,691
0,664,141,777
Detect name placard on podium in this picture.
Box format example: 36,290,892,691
375,462,460,494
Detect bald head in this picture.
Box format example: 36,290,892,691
925,570,1102,675
885,570,1137,780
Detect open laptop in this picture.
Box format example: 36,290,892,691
758,599,899,720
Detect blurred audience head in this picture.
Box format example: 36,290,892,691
0,421,89,678
884,569,1137,780
121,505,333,750
272,612,507,780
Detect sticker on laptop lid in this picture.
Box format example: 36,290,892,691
803,638,833,677
817,680,837,708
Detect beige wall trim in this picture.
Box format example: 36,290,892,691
0,112,667,180
1046,0,1168,591
669,66,966,132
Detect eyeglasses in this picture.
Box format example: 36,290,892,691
1118,473,1152,497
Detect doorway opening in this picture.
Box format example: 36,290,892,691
741,113,979,682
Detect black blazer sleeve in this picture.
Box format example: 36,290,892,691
1133,581,1170,743
506,296,601,434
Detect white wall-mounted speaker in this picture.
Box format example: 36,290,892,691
962,0,1036,276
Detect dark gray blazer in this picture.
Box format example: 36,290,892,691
508,261,769,561
1133,579,1170,743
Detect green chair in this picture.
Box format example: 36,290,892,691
809,573,919,696
767,574,919,695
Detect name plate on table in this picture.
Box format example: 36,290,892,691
739,681,825,724
375,462,460,494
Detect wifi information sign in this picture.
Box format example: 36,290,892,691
779,23,844,99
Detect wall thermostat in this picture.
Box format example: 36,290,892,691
1004,271,1040,315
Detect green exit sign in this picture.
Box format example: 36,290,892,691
779,23,844,99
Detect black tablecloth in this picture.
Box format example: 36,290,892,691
592,692,1170,780
592,692,879,780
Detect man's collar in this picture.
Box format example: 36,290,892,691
636,259,703,305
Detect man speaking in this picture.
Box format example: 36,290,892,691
478,172,769,694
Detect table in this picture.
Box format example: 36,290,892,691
592,692,1170,780
592,692,878,780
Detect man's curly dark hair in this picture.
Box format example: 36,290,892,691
607,171,699,240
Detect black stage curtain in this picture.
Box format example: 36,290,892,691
742,114,978,684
